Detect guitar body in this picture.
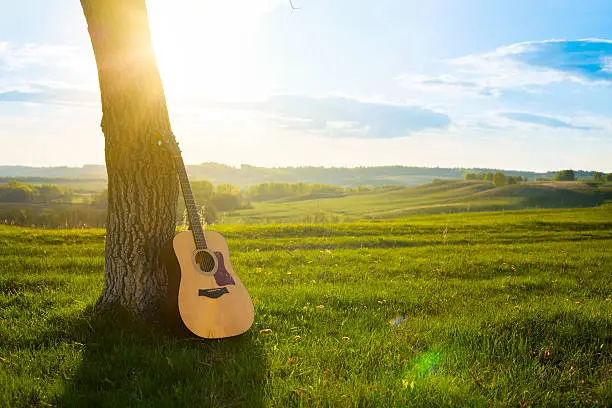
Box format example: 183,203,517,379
159,131,253,338
174,229,254,338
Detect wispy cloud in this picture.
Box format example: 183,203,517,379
0,86,96,106
0,42,81,70
251,95,451,139
499,112,599,130
0,41,96,106
398,38,612,96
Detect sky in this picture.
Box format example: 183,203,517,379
1,0,612,172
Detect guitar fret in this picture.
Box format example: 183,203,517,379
171,141,207,250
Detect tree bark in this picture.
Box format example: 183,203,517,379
81,0,179,319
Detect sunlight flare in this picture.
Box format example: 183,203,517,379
147,0,280,102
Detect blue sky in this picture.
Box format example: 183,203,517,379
1,0,611,171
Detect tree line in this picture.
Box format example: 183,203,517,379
0,181,75,204
547,170,612,182
464,172,528,187
244,182,397,202
465,170,612,185
0,179,399,227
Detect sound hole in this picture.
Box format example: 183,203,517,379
195,250,216,273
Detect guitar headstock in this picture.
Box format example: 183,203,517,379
156,132,182,157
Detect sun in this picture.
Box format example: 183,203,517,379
146,0,279,103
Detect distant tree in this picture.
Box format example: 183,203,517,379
190,180,214,203
593,172,604,182
35,184,63,203
211,193,235,212
464,173,477,180
61,189,74,204
91,189,108,208
0,181,34,202
493,172,507,187
216,183,238,195
199,202,217,225
606,173,612,182
554,169,576,181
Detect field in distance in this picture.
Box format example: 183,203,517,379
0,207,610,406
223,180,612,224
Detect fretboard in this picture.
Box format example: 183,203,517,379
173,154,207,249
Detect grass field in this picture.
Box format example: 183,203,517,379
1,207,611,407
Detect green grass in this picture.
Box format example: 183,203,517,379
221,180,612,224
1,207,611,407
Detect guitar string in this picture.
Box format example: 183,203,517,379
165,132,219,272
165,132,208,250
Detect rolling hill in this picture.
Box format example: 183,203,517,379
220,180,612,224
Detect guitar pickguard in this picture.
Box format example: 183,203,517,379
213,251,235,286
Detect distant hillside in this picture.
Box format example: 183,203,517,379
2,179,610,227
0,165,107,179
221,180,612,223
0,163,602,188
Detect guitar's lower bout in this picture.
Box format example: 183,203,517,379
173,230,254,339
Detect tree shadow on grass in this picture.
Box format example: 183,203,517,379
57,307,265,407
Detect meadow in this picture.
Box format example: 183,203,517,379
0,207,611,407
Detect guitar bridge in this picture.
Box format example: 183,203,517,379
198,287,229,299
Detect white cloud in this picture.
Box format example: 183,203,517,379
240,94,451,139
0,41,98,106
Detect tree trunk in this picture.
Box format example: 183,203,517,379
81,0,179,319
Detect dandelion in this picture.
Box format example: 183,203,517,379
259,329,272,334
342,336,349,342
316,305,325,310
295,335,301,341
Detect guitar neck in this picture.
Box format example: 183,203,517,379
173,154,207,249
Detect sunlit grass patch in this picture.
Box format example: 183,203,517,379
0,208,611,406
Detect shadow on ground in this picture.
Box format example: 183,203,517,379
56,307,265,407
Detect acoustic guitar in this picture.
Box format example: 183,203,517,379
160,132,254,338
